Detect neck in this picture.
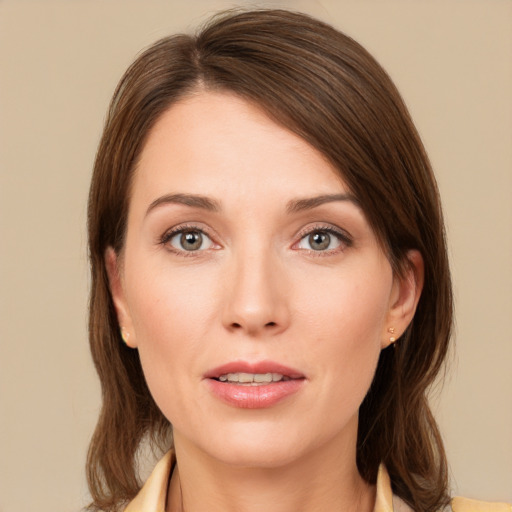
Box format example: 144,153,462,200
167,424,375,512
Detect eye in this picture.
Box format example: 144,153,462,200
163,228,215,252
296,227,350,252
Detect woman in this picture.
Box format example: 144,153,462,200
86,9,510,512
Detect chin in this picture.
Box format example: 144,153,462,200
211,439,302,469
191,418,327,470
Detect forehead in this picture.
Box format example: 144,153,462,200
132,91,348,209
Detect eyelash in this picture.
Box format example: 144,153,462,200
294,224,353,256
159,223,353,256
159,223,218,257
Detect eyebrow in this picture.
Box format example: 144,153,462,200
145,192,359,217
146,193,221,216
286,193,359,213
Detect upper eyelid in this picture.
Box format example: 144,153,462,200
295,223,352,241
161,222,214,238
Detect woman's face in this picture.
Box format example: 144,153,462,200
107,91,421,468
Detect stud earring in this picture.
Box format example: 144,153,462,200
120,328,130,345
387,327,396,343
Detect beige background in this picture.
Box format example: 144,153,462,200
0,1,511,511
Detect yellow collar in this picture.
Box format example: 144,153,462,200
125,452,403,512
124,451,511,512
125,451,174,512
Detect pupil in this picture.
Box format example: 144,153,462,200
310,231,330,250
181,231,202,250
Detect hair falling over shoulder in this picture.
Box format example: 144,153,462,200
86,9,452,512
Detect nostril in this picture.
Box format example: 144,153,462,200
265,322,277,327
231,322,242,329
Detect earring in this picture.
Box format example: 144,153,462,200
120,328,130,345
387,327,396,343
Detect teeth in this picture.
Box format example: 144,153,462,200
239,372,255,383
254,373,271,383
217,372,287,384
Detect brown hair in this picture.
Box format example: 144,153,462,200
87,9,452,512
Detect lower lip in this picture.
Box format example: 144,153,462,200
206,379,304,409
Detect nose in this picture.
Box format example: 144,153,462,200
221,248,290,337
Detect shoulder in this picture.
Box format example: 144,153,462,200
451,497,512,512
392,495,511,512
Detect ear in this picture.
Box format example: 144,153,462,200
105,247,137,348
382,249,424,349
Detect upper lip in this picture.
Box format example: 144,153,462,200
204,360,305,380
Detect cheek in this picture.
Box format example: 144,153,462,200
294,263,391,398
295,262,391,346
127,258,219,341
124,260,221,414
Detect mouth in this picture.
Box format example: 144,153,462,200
215,372,293,385
204,361,305,409
205,360,304,382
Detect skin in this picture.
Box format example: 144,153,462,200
107,91,423,512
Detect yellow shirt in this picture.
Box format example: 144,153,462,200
124,451,511,512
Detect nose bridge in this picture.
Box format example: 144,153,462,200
222,240,289,336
